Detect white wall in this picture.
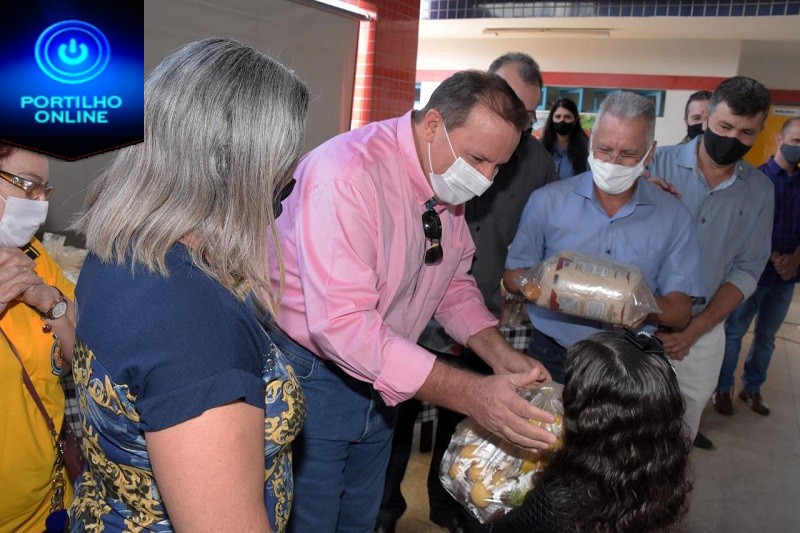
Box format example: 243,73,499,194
416,37,748,146
417,37,742,77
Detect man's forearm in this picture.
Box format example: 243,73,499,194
415,359,480,417
690,282,745,334
465,326,509,370
652,292,692,329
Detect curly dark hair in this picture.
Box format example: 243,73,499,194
537,331,692,532
541,98,589,176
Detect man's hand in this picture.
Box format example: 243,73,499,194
0,247,44,315
657,320,704,360
467,326,551,379
647,176,683,200
489,344,551,378
772,251,800,281
467,370,557,451
416,361,556,452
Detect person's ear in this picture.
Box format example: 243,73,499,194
422,109,443,144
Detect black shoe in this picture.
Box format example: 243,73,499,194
693,431,715,450
738,389,771,416
375,515,399,533
712,390,734,416
430,514,466,533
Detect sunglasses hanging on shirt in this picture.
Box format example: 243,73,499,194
422,199,442,266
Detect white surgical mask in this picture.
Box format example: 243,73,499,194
588,143,653,195
0,195,49,247
427,124,492,205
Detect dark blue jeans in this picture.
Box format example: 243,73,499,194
527,327,568,384
379,349,491,524
265,323,397,533
718,284,795,394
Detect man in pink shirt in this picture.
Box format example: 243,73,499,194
266,71,554,532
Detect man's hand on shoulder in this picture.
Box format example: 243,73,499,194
646,174,683,200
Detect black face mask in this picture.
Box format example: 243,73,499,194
686,122,704,140
273,178,296,219
780,144,800,167
703,128,752,166
553,121,575,136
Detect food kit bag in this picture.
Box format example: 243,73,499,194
518,251,660,326
439,384,564,523
41,232,88,283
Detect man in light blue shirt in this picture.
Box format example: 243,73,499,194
504,91,705,383
649,76,773,448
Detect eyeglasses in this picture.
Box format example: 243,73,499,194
591,147,642,166
422,200,442,266
621,328,676,375
0,170,53,200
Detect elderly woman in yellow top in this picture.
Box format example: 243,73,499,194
0,142,77,533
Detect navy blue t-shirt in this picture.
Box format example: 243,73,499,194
69,244,305,531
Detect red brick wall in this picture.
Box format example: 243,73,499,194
347,0,420,128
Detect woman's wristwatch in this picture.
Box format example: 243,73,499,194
36,287,68,320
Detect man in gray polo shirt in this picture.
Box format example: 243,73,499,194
650,76,774,449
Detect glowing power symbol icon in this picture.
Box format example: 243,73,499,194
35,20,110,84
57,38,90,66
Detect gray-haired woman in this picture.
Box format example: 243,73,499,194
68,38,308,532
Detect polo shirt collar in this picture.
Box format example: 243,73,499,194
764,155,800,180
682,135,752,191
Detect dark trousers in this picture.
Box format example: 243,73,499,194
379,350,491,523
527,327,568,384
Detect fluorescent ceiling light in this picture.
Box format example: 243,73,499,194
291,0,376,21
483,27,612,38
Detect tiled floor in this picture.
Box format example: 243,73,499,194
395,287,800,532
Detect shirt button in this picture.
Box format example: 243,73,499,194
701,218,706,223
605,249,611,254
475,225,480,231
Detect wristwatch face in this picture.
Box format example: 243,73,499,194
48,298,68,319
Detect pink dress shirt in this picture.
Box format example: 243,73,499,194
272,111,498,406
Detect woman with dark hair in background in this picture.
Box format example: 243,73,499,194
484,330,692,532
541,98,590,180
68,37,309,532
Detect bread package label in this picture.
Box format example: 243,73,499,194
520,251,660,326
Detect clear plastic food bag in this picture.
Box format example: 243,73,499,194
517,251,660,327
439,384,564,524
41,232,88,283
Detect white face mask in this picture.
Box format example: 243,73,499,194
0,195,49,247
588,143,653,195
427,124,492,205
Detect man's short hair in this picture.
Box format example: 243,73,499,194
413,70,529,132
593,91,656,146
684,90,712,119
780,116,800,136
707,76,771,119
488,52,543,88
